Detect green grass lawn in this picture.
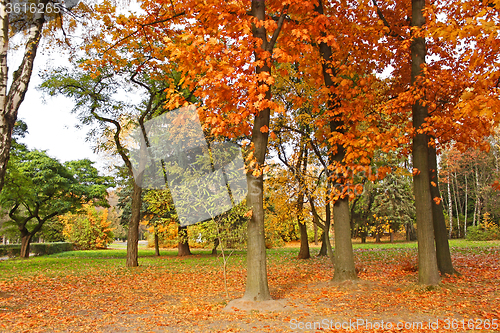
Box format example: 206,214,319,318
1,239,499,281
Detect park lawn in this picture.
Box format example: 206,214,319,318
0,240,499,332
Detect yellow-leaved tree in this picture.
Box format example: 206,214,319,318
61,203,114,250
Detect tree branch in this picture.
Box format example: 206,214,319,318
371,0,404,41
266,5,289,52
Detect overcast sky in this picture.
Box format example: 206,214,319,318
13,48,108,173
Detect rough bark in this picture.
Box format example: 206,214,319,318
0,0,47,193
429,144,458,275
332,197,357,281
177,225,191,256
411,0,440,286
244,172,270,301
126,182,142,266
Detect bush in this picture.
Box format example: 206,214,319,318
30,242,74,255
466,212,500,241
0,244,20,257
0,242,73,257
466,226,500,241
61,204,114,250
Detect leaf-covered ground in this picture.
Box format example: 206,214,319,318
1,241,499,332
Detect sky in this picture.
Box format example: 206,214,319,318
13,49,109,173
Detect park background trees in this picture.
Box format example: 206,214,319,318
0,131,112,257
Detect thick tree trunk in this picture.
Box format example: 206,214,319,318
332,198,357,281
20,232,32,258
411,0,440,286
178,225,191,256
244,173,270,301
376,232,381,243
126,182,142,267
154,232,160,256
429,144,458,275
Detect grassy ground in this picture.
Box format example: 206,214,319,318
1,240,499,332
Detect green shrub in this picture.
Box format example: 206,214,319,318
466,226,500,241
0,242,73,257
466,213,500,241
30,242,74,255
0,244,21,257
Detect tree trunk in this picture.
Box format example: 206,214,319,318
452,173,461,237
464,174,468,237
474,164,481,227
154,231,160,256
332,198,357,281
126,182,142,267
376,232,381,243
20,232,32,258
313,222,318,245
390,232,394,243
244,172,270,301
314,0,356,282
411,0,440,286
429,144,458,275
241,0,288,302
178,225,191,256
324,201,335,262
212,237,219,255
296,165,310,259
294,135,310,259
0,1,46,193
297,217,310,259
447,169,453,238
